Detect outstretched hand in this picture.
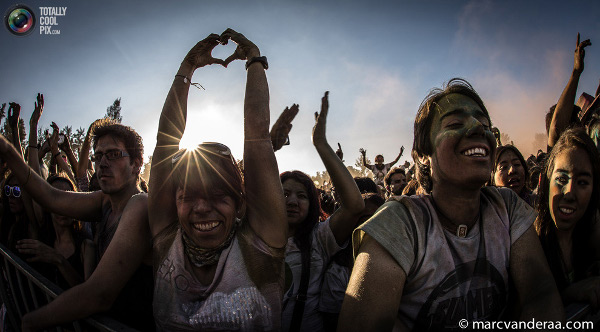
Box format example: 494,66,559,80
359,148,366,156
270,104,299,151
312,91,329,145
182,34,226,70
336,143,344,162
574,33,591,74
30,93,44,126
219,28,260,67
400,146,404,156
8,103,21,128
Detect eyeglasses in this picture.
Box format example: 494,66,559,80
4,185,21,198
91,150,130,163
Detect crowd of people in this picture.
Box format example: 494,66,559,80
0,29,598,331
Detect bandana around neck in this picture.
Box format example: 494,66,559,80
181,218,242,268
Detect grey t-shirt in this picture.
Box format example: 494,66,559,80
282,219,344,332
354,187,536,331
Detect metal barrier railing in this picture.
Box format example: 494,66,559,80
0,243,137,331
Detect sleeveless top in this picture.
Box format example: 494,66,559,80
153,221,285,331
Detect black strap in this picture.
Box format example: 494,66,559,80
290,239,311,332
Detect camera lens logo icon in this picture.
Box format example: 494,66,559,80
5,5,36,36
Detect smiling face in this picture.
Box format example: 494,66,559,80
427,93,495,191
176,185,238,249
549,146,593,233
494,149,526,194
283,179,310,229
94,134,139,194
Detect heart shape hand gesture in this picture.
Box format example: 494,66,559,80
182,29,261,71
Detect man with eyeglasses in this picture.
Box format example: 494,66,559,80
0,119,154,331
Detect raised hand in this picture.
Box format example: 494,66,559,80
60,132,72,151
400,146,405,156
8,102,21,128
49,122,60,152
336,143,344,162
181,33,226,70
219,28,260,67
30,93,44,126
312,91,330,145
270,104,299,151
359,148,366,156
574,33,591,74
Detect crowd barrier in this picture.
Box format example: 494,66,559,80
0,243,136,332
1,241,599,331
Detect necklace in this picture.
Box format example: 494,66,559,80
182,218,242,267
430,195,479,238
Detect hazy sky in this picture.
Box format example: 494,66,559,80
1,0,599,176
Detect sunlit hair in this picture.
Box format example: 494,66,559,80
171,143,244,207
535,127,600,289
280,170,327,253
47,173,76,192
92,118,144,173
353,177,378,194
490,145,529,190
412,78,491,193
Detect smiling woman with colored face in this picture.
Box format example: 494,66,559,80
535,127,600,307
491,145,537,207
339,78,564,331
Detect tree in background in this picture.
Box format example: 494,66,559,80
140,156,152,183
105,98,122,123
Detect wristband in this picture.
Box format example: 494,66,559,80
245,56,268,70
175,75,190,84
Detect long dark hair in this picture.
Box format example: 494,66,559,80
280,171,326,253
535,127,600,289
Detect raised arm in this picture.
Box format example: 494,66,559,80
60,132,78,177
8,102,23,158
149,34,225,236
0,134,104,222
28,94,43,175
509,225,565,321
359,148,368,167
548,33,591,148
270,104,299,152
313,91,364,244
220,28,287,248
21,194,151,331
388,146,404,167
49,123,75,183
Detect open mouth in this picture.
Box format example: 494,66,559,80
507,178,521,186
191,221,220,232
559,207,575,215
461,147,488,157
